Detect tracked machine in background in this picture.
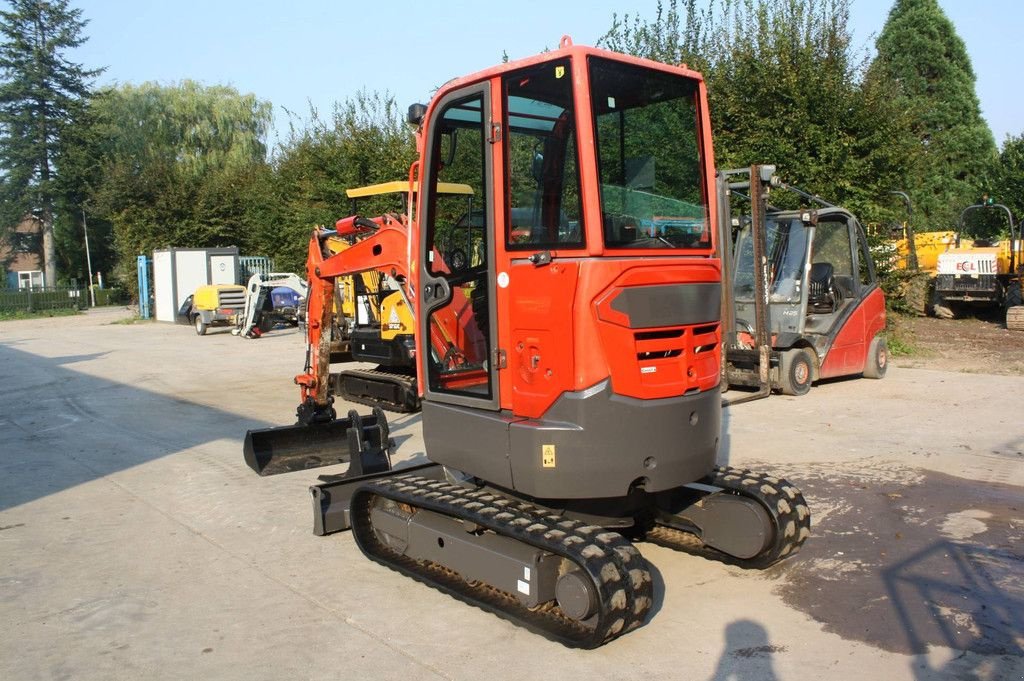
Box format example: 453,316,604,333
317,213,422,412
235,272,307,337
317,181,478,412
243,38,810,647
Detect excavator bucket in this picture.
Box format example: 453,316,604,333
243,408,390,477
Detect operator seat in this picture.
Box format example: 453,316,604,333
603,213,638,246
807,262,842,314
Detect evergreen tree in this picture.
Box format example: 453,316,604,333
993,134,1024,232
868,0,997,232
0,0,101,286
52,94,113,285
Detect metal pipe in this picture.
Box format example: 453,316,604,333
82,207,96,307
750,165,772,394
960,203,1017,274
724,165,774,407
716,170,735,388
889,191,918,271
778,182,834,208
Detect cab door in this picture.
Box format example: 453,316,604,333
816,216,866,377
418,83,499,411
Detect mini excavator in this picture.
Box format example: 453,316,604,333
315,181,477,412
243,38,810,647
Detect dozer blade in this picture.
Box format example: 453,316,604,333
244,409,390,477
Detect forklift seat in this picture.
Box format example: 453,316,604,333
808,262,842,314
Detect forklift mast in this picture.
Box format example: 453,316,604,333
718,166,776,403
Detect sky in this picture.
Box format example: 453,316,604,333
71,0,1022,146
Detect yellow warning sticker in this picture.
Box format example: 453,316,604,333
555,66,565,79
542,444,556,468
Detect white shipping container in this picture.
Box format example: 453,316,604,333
153,247,240,322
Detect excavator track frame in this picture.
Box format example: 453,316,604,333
334,367,420,413
349,475,653,648
653,465,811,568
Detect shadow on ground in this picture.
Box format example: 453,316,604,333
775,464,1024,678
706,619,783,681
0,341,419,512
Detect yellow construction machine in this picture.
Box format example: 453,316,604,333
933,202,1023,328
889,227,957,273
177,283,247,335
320,181,475,411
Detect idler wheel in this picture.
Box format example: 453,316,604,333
555,569,597,621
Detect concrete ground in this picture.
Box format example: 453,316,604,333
1,307,1021,681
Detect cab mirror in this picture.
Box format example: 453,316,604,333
407,103,427,126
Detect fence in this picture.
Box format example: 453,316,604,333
0,287,87,313
239,256,276,281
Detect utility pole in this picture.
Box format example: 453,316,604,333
889,191,918,271
82,207,96,307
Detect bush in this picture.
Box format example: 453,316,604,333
92,286,129,306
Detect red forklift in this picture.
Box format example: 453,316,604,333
719,166,887,398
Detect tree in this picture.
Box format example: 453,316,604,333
51,90,114,286
992,134,1024,231
0,0,100,286
94,81,271,179
86,81,274,285
271,91,416,270
602,0,711,71
601,0,914,224
868,0,998,232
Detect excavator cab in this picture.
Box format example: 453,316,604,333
413,42,724,499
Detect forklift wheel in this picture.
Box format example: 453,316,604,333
258,315,276,334
779,348,814,396
863,336,888,379
194,315,208,336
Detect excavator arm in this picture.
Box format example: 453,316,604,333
296,215,410,422
242,215,405,478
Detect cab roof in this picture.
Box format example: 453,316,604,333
345,181,473,199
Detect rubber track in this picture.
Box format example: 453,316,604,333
651,465,812,569
337,368,420,413
349,475,653,648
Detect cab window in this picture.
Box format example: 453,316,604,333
589,57,709,249
504,59,584,249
